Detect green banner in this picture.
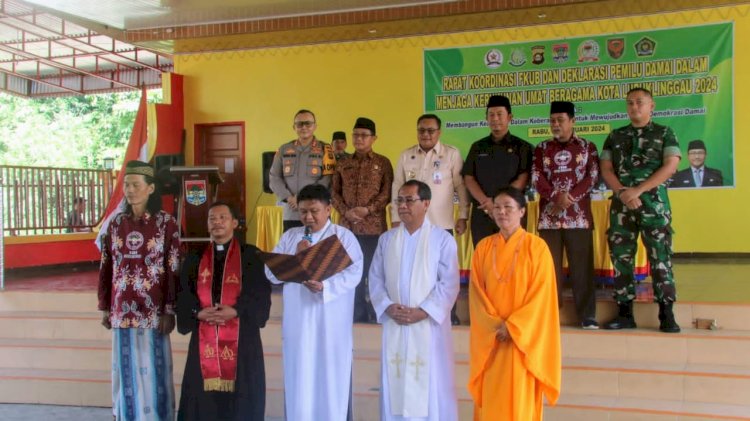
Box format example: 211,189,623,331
424,23,734,188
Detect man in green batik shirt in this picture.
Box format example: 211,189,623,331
599,87,682,333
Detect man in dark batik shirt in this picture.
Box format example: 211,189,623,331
532,101,600,330
332,117,393,323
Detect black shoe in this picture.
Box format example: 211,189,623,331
658,301,681,333
604,316,636,329
604,301,637,330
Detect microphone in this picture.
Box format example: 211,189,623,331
302,225,313,243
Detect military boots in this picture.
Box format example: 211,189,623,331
604,301,637,330
658,301,681,333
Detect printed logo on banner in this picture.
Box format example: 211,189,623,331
531,45,545,65
185,180,207,206
634,37,656,57
509,48,527,67
484,49,503,68
607,38,625,59
577,40,600,62
552,43,569,63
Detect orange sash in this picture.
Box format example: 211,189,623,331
197,239,242,392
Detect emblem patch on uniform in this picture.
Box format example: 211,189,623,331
484,49,503,69
126,231,145,251
185,180,207,206
607,38,625,59
554,150,573,168
577,40,600,63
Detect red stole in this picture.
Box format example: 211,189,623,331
197,239,242,392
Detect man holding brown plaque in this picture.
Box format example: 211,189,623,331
264,184,364,421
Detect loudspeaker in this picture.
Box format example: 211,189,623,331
262,151,275,194
154,154,185,195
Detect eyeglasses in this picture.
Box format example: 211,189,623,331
294,121,315,128
351,132,372,139
417,128,439,135
396,196,424,205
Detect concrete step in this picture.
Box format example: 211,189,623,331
0,310,287,345
3,366,748,420
2,329,749,406
0,367,469,420
3,290,750,419
0,291,99,313
1,318,748,369
558,298,750,332
4,288,747,333
561,326,750,368
551,394,750,420
562,357,750,407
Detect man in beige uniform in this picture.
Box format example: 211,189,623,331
391,113,468,324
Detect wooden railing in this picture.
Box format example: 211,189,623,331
0,165,113,236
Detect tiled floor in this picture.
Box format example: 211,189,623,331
0,403,111,421
2,263,98,292
0,403,284,420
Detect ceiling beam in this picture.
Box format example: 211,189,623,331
0,67,82,95
0,42,141,89
0,16,165,73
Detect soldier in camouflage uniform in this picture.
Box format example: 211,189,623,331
599,88,682,333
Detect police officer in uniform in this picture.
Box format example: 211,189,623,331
600,88,681,333
269,109,336,232
461,94,533,246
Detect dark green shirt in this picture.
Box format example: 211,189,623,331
601,121,681,187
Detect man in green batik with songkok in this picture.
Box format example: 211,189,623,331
599,87,682,333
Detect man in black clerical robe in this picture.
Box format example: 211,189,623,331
177,202,272,421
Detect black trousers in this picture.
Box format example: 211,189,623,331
469,207,499,247
538,228,596,321
353,234,379,322
282,220,303,232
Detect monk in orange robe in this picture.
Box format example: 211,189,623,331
468,187,561,420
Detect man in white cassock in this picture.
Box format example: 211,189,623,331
264,183,363,421
369,180,460,421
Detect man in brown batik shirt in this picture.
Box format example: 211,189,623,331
332,117,394,323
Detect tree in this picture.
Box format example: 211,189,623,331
0,90,162,169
